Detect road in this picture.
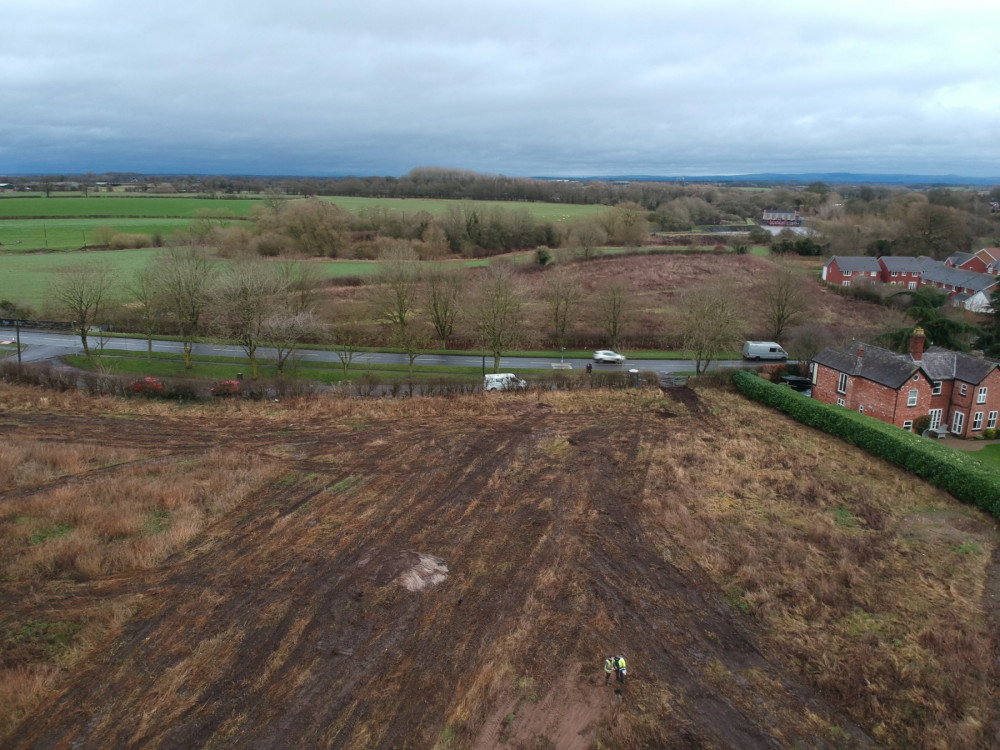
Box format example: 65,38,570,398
0,326,750,374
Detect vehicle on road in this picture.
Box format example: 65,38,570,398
593,350,626,364
483,373,527,392
742,341,788,361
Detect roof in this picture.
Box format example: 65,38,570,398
947,251,975,267
879,256,937,273
815,342,998,387
826,256,881,273
762,210,797,219
920,265,997,293
813,342,920,389
975,247,1000,264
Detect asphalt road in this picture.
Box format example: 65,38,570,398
0,327,751,374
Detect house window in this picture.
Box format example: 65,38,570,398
844,270,852,277
903,420,913,431
959,383,968,397
988,411,997,429
908,281,917,289
891,271,899,277
870,271,877,277
928,408,943,428
977,386,987,403
811,365,818,385
836,398,845,407
837,373,848,394
858,405,864,414
932,381,942,395
842,280,851,287
907,389,918,406
952,410,965,435
973,412,984,430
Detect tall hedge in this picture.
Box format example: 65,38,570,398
732,369,1000,517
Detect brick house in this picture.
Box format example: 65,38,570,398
761,210,802,226
821,256,882,286
918,264,997,305
811,329,1000,437
945,251,975,269
877,256,935,289
954,247,1000,275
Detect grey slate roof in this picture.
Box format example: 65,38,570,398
826,256,882,273
920,265,997,293
879,256,937,273
947,251,975,267
815,343,998,388
813,343,919,389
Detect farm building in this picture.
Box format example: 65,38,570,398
811,329,1000,438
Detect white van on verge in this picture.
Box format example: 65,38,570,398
483,373,527,391
742,341,788,361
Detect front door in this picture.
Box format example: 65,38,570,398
951,410,965,435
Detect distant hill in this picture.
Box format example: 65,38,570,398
543,172,1000,187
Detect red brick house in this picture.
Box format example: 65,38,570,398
877,256,935,289
821,256,882,286
958,247,1000,275
811,329,1000,438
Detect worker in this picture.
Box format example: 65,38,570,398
604,655,615,686
615,655,627,684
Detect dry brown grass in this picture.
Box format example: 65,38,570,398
0,439,140,491
2,448,278,580
643,388,999,749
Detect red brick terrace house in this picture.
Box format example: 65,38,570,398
948,247,1000,275
811,329,1000,437
821,256,882,286
877,256,936,289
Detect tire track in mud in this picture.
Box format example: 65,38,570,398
6,404,873,749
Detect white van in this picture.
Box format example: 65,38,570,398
742,341,788,361
483,373,527,391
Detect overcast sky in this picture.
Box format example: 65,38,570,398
3,0,1000,178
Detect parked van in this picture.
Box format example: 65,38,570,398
742,341,788,360
483,373,527,391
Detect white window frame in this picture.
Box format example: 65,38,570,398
908,281,917,290
837,373,848,394
928,408,943,429
907,389,918,407
988,410,997,429
844,270,852,277
959,383,968,397
932,381,942,395
858,405,864,414
836,397,845,407
952,410,965,435
903,420,913,431
973,412,984,430
977,386,987,404
891,271,899,277
842,280,851,287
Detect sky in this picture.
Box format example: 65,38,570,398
4,0,1000,179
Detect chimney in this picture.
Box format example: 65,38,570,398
909,327,926,361
856,344,864,358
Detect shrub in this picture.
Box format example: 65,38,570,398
210,380,241,397
108,233,152,250
733,370,1000,517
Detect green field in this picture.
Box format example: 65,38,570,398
0,196,258,219
0,218,197,252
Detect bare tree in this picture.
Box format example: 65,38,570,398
468,263,525,372
211,258,286,378
596,281,632,351
679,283,745,374
263,310,324,375
425,267,464,349
542,267,583,350
568,222,607,259
158,248,214,370
758,265,812,342
124,264,163,362
49,264,116,357
369,242,425,374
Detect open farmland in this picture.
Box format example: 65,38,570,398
1,382,998,748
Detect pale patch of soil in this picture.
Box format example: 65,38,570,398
473,663,608,750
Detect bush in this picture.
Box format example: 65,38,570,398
108,233,153,250
733,370,1000,517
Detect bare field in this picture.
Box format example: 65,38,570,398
0,382,997,748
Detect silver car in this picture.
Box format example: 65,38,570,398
593,350,626,364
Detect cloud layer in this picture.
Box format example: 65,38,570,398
4,0,999,177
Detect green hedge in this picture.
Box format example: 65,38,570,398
732,370,1000,516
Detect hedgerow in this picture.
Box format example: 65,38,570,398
732,369,1000,516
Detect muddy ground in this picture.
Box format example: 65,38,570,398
1,385,997,749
